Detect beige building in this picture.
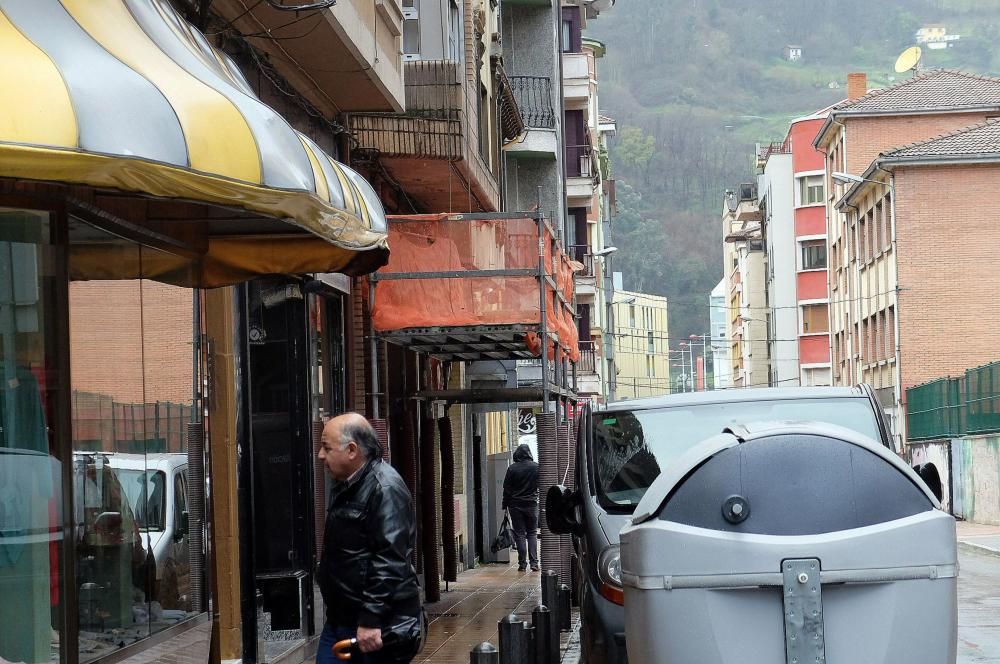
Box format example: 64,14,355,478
723,184,769,388
814,69,1000,439
611,289,670,399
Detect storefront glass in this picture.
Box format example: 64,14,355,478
67,219,201,660
0,208,64,664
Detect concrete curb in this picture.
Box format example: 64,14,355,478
958,540,1000,559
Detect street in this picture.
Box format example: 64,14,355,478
959,548,1000,663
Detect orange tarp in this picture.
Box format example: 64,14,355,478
372,214,579,361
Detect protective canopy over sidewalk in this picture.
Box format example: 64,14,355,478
370,213,580,367
0,0,388,285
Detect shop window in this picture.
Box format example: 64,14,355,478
0,208,64,664
68,219,201,660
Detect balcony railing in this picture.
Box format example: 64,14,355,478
509,76,556,129
568,244,594,276
756,138,792,164
566,144,595,178
579,340,597,374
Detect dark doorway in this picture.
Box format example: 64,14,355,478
244,278,314,636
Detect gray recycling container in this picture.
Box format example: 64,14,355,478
620,422,957,664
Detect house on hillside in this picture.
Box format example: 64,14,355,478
915,24,960,49
784,45,803,62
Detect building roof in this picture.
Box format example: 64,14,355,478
881,118,1000,160
832,69,1000,114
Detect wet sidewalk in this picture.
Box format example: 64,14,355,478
957,520,1000,557
418,562,579,663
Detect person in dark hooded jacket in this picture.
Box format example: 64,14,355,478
502,443,539,571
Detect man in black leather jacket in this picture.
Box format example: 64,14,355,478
316,413,422,664
502,443,540,571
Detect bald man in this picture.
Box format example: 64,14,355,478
315,414,422,664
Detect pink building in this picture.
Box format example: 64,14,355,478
790,111,833,383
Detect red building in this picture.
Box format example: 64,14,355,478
789,110,833,383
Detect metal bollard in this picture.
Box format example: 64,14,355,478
499,614,531,664
558,584,572,632
541,570,559,612
470,641,499,664
532,605,557,664
523,624,536,664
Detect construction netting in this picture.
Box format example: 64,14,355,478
371,213,580,361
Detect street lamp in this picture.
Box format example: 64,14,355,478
592,246,618,257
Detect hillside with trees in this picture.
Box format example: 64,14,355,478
588,0,1000,341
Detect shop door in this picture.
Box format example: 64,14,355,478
246,278,313,634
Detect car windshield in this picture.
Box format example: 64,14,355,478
112,468,167,531
592,398,882,511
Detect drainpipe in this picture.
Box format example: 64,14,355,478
889,171,903,448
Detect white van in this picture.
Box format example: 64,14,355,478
105,453,190,610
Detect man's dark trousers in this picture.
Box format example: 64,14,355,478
508,503,538,569
316,624,404,664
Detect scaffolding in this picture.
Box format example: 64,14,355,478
369,209,580,410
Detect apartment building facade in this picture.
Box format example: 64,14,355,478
611,289,671,399
836,120,1000,428
815,69,1000,439
757,146,799,386
722,184,769,388
709,279,733,389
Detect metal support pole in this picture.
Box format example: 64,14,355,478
369,279,380,418
470,642,499,664
538,208,550,413
558,584,571,632
553,348,561,421
499,614,531,664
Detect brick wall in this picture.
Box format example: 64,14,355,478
895,164,1000,393
69,281,193,404
845,112,992,175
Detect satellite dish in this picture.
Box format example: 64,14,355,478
894,46,922,74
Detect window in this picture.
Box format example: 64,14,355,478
647,331,655,353
798,175,824,206
646,355,655,377
887,307,896,359
874,203,883,255
875,310,884,361
800,240,827,270
590,399,882,510
448,0,461,61
802,303,830,334
628,304,636,328
866,209,875,261
402,0,420,59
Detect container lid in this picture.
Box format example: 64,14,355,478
631,421,939,529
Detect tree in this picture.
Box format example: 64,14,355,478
614,126,656,177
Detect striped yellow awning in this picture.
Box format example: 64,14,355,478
0,0,388,283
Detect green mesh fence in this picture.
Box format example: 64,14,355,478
907,361,1000,440
965,361,1000,435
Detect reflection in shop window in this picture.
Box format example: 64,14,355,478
69,222,199,660
0,208,63,664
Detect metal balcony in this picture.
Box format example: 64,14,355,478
509,76,556,129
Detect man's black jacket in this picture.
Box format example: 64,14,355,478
502,443,539,510
317,458,421,629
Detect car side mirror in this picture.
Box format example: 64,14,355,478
175,510,189,541
546,485,584,536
